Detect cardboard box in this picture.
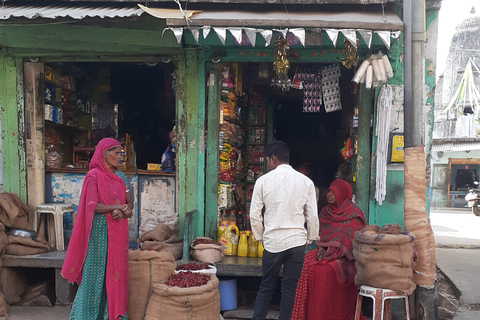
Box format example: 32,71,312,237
147,163,161,171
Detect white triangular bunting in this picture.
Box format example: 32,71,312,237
171,28,184,44
190,28,200,44
358,30,372,49
244,28,257,47
375,31,391,50
228,28,243,45
214,27,227,45
202,26,211,39
341,29,357,48
290,28,306,47
325,29,339,47
274,28,289,39
259,29,273,47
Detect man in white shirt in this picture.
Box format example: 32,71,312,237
250,140,319,320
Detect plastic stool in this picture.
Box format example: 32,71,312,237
354,285,410,320
34,203,75,251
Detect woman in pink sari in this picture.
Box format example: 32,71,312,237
62,138,133,320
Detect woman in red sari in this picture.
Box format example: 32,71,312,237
291,179,366,320
62,138,133,320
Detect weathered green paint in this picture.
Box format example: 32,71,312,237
205,65,221,240
370,169,405,228
0,56,27,202
0,17,179,57
176,50,202,239
387,35,404,86
355,84,372,219
176,55,187,238
196,50,207,237
201,47,387,64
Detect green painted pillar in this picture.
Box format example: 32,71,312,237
355,85,372,220
176,50,204,239
0,56,27,202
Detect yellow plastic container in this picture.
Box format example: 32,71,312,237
257,240,264,258
248,233,257,257
220,225,239,256
237,231,248,257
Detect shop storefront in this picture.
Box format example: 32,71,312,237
152,4,408,243
0,3,184,245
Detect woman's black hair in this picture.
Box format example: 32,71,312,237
264,140,290,163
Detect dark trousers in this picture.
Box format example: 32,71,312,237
252,245,305,320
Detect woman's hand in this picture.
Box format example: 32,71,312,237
122,207,133,219
316,247,327,261
112,208,124,220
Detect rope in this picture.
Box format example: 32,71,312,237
375,84,393,205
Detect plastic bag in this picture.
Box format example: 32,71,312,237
161,144,175,172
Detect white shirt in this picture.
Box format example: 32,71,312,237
250,164,320,253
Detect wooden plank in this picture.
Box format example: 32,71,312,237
449,158,480,165
176,51,202,239
24,62,45,209
176,54,187,238
205,66,221,240
184,50,202,239
0,56,27,202
168,18,402,30
355,84,372,219
197,51,207,238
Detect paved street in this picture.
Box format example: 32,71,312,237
431,208,480,319
431,208,480,248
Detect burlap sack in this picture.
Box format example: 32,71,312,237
144,274,220,320
138,223,183,260
0,193,33,230
0,292,7,319
128,250,176,320
0,223,8,254
4,235,50,256
353,229,416,294
190,237,224,264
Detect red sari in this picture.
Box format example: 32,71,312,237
291,179,366,320
61,138,129,320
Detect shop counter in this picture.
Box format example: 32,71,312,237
45,169,176,244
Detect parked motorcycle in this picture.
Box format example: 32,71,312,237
465,182,480,216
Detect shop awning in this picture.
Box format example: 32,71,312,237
432,141,480,152
155,6,403,31
140,4,402,49
0,2,144,20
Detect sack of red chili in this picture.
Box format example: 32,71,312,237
127,250,176,320
144,273,220,320
190,237,224,264
174,262,217,275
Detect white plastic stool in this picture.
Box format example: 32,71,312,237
354,285,410,320
34,203,75,251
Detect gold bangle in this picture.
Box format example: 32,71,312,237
121,204,128,212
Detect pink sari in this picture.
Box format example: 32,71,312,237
61,138,129,320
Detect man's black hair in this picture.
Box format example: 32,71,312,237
264,140,290,163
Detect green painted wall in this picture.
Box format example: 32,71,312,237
0,56,27,202
0,16,180,57
369,169,405,228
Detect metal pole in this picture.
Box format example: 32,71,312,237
403,0,414,147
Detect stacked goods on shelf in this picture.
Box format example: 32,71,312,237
243,86,267,255
217,64,245,251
